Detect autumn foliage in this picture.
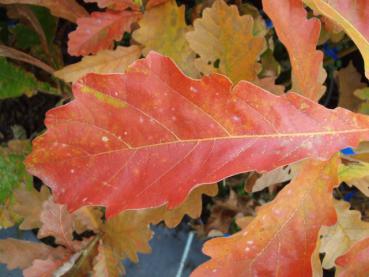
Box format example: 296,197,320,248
1,0,369,276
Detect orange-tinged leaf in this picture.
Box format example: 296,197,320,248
151,183,218,228
186,0,266,83
0,0,88,23
84,0,139,10
23,257,64,277
92,240,123,276
101,210,154,263
0,239,65,270
263,0,327,101
73,207,103,233
336,237,369,277
26,52,369,218
146,0,169,9
132,1,198,76
12,186,50,230
337,62,366,112
38,198,75,250
68,10,141,56
191,157,339,276
55,46,141,83
320,199,369,269
309,0,369,79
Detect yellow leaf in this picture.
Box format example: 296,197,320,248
339,161,369,197
309,0,369,79
54,46,141,83
132,0,198,77
186,0,266,83
320,199,369,269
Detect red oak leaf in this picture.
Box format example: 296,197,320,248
68,10,141,56
26,52,369,217
263,0,326,101
146,0,169,9
336,236,369,277
310,0,369,79
191,157,339,276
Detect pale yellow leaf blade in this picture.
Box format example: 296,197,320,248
54,46,141,83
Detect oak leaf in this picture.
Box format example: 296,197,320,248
263,0,326,101
23,257,64,277
93,240,123,276
55,46,141,83
25,52,369,218
38,198,76,251
73,207,103,233
150,183,218,228
12,185,50,230
251,165,295,193
339,161,369,197
132,1,198,76
186,0,266,83
101,211,154,269
335,236,369,277
68,10,141,56
0,239,65,270
337,62,366,112
192,157,339,276
320,199,369,269
309,0,369,79
146,0,169,9
0,0,88,23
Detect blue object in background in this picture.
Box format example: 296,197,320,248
343,191,356,202
341,147,356,155
323,44,339,61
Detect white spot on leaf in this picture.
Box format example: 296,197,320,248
190,86,198,93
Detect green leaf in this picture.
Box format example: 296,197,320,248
30,6,57,46
0,140,32,204
11,24,40,50
0,58,52,99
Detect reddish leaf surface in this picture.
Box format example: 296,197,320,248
38,199,75,251
0,0,88,23
309,0,369,79
23,257,64,277
0,239,65,270
26,52,369,217
84,0,139,10
335,237,369,277
192,157,339,276
68,10,141,56
146,0,169,9
263,0,326,101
